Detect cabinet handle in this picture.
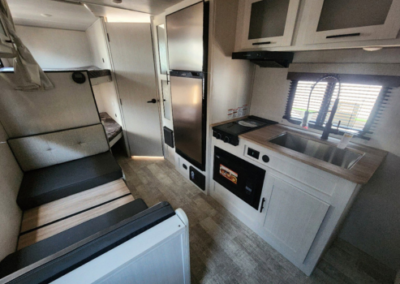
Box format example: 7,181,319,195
252,41,271,46
326,33,361,39
260,198,266,213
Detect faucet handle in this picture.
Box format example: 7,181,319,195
336,120,341,133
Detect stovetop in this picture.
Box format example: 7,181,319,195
212,116,278,146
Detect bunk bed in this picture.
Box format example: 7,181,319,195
100,112,123,147
0,69,189,283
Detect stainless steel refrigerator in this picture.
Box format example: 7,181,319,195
166,1,208,171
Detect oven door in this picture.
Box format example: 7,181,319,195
213,147,265,210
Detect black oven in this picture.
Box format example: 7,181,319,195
213,147,266,210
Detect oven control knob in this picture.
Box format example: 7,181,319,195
213,131,222,140
223,136,230,143
262,155,270,163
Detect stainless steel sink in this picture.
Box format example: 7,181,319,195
269,132,364,169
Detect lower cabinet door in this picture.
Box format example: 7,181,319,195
260,175,330,264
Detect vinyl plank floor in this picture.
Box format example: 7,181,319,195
114,149,395,284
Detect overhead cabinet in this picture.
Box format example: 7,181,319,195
303,0,400,44
236,0,300,49
235,0,400,51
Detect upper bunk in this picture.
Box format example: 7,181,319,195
0,66,112,86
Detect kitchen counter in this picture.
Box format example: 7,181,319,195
240,124,387,184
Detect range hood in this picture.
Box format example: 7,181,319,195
232,51,294,68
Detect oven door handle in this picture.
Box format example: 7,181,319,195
260,197,266,213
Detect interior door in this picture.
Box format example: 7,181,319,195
260,175,330,263
107,23,163,157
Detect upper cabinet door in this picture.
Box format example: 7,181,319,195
304,0,400,44
237,0,300,49
166,2,204,72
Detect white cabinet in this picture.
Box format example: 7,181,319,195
210,138,360,275
303,0,400,45
259,175,330,264
236,0,300,49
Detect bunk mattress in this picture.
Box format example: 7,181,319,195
100,112,122,144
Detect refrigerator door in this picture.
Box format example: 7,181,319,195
170,72,204,168
166,2,204,72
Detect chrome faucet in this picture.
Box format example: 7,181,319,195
302,75,341,140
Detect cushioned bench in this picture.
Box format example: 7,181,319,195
6,124,123,210
17,151,122,210
0,200,176,284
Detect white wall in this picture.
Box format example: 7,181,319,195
208,0,254,124
249,47,400,270
86,19,122,126
15,25,93,69
0,121,23,261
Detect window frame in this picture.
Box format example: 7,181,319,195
283,76,391,140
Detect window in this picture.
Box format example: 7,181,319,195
284,79,391,139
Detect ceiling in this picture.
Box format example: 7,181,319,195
85,3,150,23
7,0,183,31
66,0,184,15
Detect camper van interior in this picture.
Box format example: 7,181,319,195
0,0,400,283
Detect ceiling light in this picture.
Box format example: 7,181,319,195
113,0,122,3
363,47,383,52
40,13,52,17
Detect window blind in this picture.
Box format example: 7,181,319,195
283,79,391,139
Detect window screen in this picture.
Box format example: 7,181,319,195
284,79,390,139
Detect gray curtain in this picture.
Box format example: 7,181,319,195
0,0,54,91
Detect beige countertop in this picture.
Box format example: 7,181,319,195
240,124,387,184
